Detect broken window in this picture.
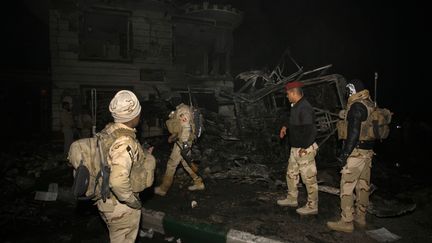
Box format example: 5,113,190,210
79,9,132,61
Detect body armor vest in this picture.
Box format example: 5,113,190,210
349,98,375,141
337,91,375,141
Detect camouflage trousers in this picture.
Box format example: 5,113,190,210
97,198,141,243
158,143,200,191
340,148,374,222
285,142,319,205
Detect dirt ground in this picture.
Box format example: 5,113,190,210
1,138,432,243
144,164,432,243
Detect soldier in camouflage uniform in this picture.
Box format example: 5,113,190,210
97,90,156,243
327,79,375,233
154,103,205,196
277,81,319,215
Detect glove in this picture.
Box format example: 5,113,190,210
124,194,142,209
336,153,349,167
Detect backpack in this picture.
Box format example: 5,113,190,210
166,111,181,136
368,107,392,140
68,125,137,201
337,103,392,141
165,104,204,140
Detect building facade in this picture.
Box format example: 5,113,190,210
49,0,242,134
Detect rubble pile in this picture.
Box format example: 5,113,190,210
0,142,67,229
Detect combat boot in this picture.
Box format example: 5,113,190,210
154,175,173,196
277,195,298,207
188,177,205,191
354,213,366,228
154,186,167,196
296,201,318,215
327,220,354,233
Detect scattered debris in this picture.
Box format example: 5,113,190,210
211,163,271,184
56,186,76,204
318,185,340,196
274,179,285,188
368,195,416,218
366,227,401,242
209,214,225,224
318,183,377,196
220,134,241,141
257,196,270,202
14,176,35,190
48,183,58,193
165,236,175,242
34,183,58,201
139,228,154,238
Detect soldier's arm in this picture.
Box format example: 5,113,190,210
341,102,368,157
109,137,136,202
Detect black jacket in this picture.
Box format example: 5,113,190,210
284,97,317,148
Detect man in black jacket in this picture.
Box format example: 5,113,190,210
327,79,375,232
277,81,319,215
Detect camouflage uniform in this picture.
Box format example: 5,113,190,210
97,123,156,243
339,148,373,223
277,86,319,215
285,142,319,209
155,104,204,195
328,88,375,232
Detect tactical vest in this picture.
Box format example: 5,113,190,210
356,99,377,141
102,126,153,193
337,98,375,141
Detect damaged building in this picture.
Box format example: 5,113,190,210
49,0,242,137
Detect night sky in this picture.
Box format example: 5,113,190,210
1,0,429,123
229,0,428,119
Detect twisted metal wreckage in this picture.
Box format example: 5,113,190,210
196,50,347,155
